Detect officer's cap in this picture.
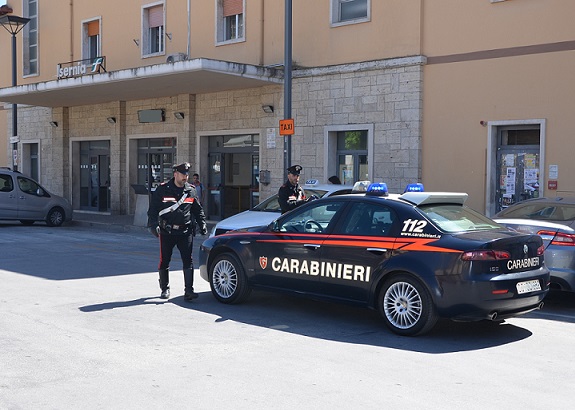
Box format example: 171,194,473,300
173,162,191,175
287,164,303,175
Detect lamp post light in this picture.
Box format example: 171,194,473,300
0,14,30,172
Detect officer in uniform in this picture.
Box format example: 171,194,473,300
278,164,311,214
147,162,208,301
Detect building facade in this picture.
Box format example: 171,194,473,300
1,0,574,220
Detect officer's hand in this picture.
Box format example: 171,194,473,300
200,228,208,236
150,226,160,238
307,195,319,202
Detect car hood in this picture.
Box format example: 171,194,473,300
214,210,280,232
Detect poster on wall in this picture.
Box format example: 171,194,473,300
506,167,516,193
266,128,276,149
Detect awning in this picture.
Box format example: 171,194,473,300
0,58,283,108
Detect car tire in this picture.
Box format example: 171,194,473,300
378,273,438,336
46,207,65,227
209,253,251,304
19,220,35,226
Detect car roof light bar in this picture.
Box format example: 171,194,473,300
400,192,468,206
404,183,424,193
366,182,389,196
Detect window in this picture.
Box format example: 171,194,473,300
337,130,368,185
278,201,346,234
143,3,165,56
17,176,42,196
325,124,373,185
217,0,245,43
339,203,396,236
23,0,38,76
331,0,369,25
0,174,13,192
82,19,100,60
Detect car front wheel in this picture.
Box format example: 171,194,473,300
209,253,251,304
378,273,438,336
46,207,65,227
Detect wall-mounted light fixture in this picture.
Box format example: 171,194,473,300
107,117,116,124
49,121,58,127
174,112,185,120
133,39,139,47
165,32,172,40
262,105,274,114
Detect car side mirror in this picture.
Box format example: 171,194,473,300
270,220,280,232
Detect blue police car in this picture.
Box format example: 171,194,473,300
199,183,550,336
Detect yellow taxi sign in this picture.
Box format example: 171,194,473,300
279,118,295,135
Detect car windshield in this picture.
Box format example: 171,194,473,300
498,202,575,221
418,204,502,233
252,189,329,212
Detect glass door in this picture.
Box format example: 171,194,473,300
495,126,541,213
208,153,223,220
80,141,110,212
496,149,540,212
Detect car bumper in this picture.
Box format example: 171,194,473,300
198,245,209,282
434,267,550,321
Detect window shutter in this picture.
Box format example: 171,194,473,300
148,5,163,28
223,0,243,17
87,21,99,37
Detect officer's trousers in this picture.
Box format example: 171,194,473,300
158,232,194,271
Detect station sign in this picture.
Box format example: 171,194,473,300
57,56,107,79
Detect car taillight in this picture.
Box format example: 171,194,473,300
461,250,511,261
537,244,545,255
537,230,575,246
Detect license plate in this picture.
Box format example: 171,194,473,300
516,279,541,294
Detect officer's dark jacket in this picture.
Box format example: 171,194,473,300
278,180,307,214
147,179,207,234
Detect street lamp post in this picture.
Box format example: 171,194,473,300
284,0,292,178
0,14,30,172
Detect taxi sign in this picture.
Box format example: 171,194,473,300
279,119,295,135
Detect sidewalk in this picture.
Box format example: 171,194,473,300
71,211,216,233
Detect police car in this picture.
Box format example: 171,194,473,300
199,183,550,336
209,179,352,237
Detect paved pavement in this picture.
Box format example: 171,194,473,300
72,211,216,233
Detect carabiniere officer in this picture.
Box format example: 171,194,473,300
147,162,208,301
278,164,311,214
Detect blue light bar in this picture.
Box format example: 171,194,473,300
366,182,389,196
404,183,424,193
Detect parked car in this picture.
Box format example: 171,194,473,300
200,183,549,336
209,179,352,237
494,197,575,292
0,167,73,227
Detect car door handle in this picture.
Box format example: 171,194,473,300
304,244,321,250
367,247,388,255
239,241,251,245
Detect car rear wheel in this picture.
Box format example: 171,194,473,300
378,273,438,336
46,207,65,227
210,253,251,304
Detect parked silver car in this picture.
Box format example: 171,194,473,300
0,168,73,227
494,197,575,292
210,180,352,237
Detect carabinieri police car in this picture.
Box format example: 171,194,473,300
199,183,550,336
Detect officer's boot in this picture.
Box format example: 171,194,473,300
183,268,198,302
159,268,170,299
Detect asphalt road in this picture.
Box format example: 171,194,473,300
1,222,574,409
